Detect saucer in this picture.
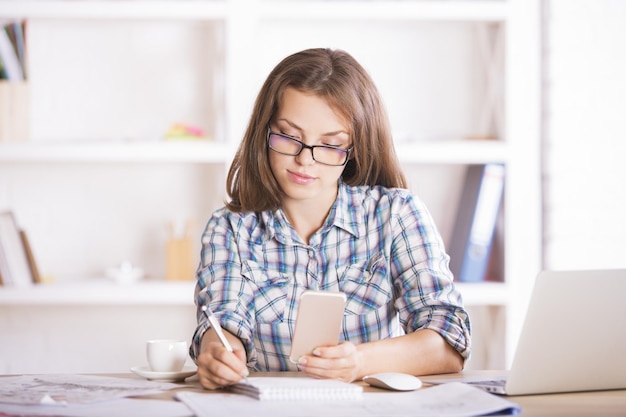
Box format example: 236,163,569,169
130,365,197,382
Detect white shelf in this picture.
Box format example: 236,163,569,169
0,141,233,163
0,280,507,307
0,280,196,306
0,140,504,165
395,140,508,164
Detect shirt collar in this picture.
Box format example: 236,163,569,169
330,180,362,238
261,181,363,245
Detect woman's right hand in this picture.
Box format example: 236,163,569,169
196,338,249,389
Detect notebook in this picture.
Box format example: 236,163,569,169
442,269,626,395
227,377,363,401
176,382,521,417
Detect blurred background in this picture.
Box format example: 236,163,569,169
0,0,624,374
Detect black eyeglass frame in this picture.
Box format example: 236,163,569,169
266,127,353,167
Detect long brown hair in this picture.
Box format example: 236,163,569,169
226,48,407,212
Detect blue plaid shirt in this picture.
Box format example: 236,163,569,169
190,182,471,371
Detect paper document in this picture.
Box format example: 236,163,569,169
0,398,193,417
176,381,521,417
0,374,181,405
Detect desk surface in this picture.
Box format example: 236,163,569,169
135,370,626,417
420,371,626,417
3,370,626,416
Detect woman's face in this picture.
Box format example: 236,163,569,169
269,87,351,207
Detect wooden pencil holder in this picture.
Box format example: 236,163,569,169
165,237,194,281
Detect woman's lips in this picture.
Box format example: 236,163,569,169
288,170,316,185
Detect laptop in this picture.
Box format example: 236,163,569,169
439,269,626,395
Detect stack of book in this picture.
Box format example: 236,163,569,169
0,211,39,286
0,20,26,81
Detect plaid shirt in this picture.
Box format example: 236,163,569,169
190,182,471,371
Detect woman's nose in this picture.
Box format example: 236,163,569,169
295,146,315,165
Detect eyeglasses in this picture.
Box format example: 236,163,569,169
266,128,353,166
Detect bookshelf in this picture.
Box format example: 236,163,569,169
0,0,541,371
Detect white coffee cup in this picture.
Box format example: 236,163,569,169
146,339,188,372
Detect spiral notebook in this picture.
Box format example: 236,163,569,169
227,377,363,401
176,381,520,416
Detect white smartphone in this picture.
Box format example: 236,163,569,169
289,290,346,363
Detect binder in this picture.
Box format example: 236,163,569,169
449,164,505,283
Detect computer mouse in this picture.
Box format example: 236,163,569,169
362,372,423,391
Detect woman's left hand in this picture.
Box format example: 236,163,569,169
297,341,363,382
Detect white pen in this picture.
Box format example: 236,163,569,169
201,305,249,382
201,305,234,352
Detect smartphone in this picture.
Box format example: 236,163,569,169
289,290,346,363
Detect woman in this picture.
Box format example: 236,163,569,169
190,48,471,389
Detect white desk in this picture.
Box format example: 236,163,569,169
2,371,625,416
137,370,626,417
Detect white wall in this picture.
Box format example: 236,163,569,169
543,0,626,270
0,305,196,374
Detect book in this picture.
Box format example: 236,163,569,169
20,229,41,283
0,27,23,81
448,164,505,283
0,211,35,286
0,52,7,79
227,377,363,401
6,21,27,80
0,248,6,285
485,202,505,282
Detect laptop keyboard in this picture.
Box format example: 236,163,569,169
467,379,507,388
